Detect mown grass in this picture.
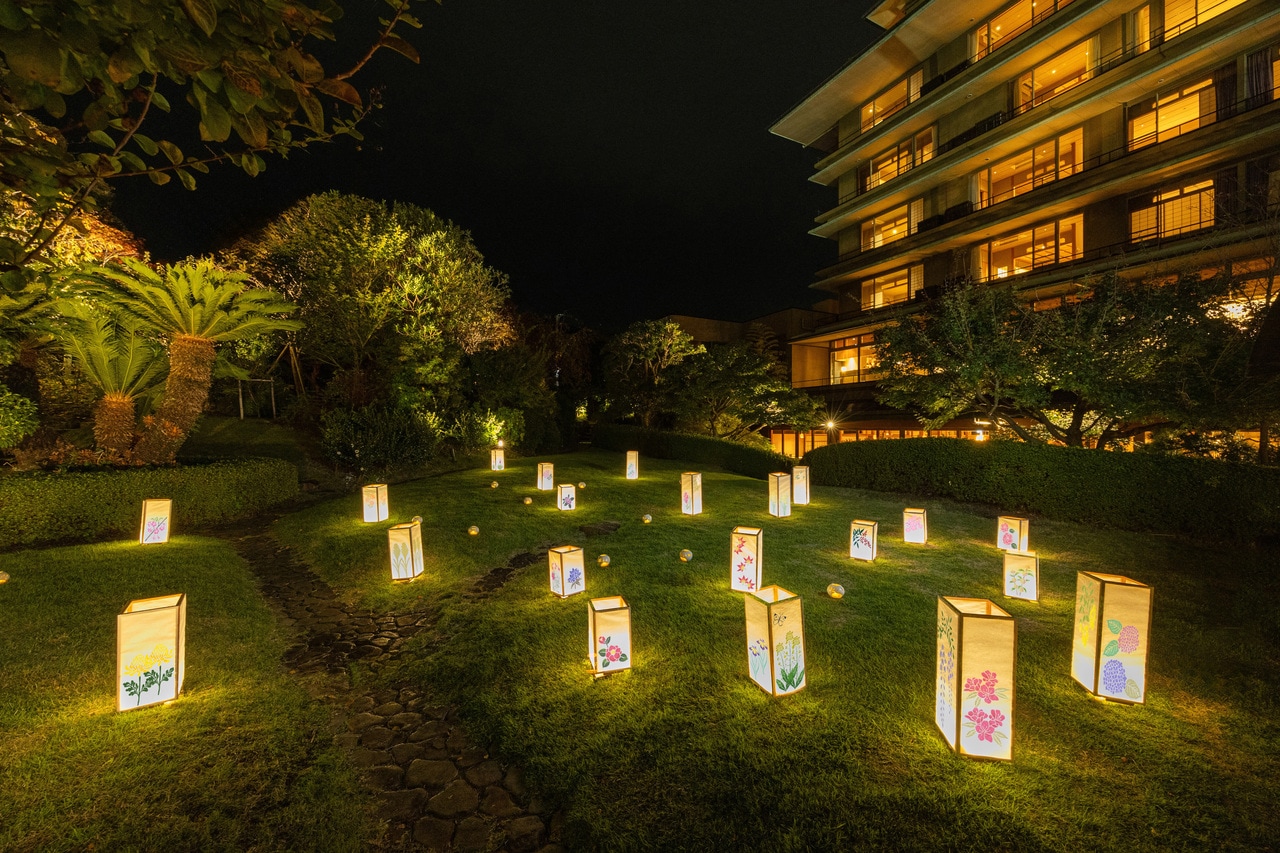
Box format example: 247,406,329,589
276,448,1280,852
0,537,375,853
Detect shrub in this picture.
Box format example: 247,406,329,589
319,406,439,474
593,424,792,480
0,384,39,449
803,438,1280,541
0,457,299,549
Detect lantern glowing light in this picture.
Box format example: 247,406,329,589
731,526,763,592
139,498,173,545
1003,551,1039,601
598,554,611,567
388,516,425,582
117,593,186,712
362,484,389,523
903,508,928,544
827,583,845,599
679,549,693,562
558,484,577,511
491,449,505,471
1072,572,1152,703
549,546,586,598
745,585,806,696
588,596,632,676
935,596,1016,761
849,520,878,561
768,472,792,518
997,516,1028,552
468,525,479,536
523,496,533,505
642,514,652,524
625,450,639,479
537,462,554,491
490,481,499,489
680,472,703,515
792,465,810,505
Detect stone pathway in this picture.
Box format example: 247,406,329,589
218,513,566,852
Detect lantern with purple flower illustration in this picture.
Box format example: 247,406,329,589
557,483,576,511
996,516,1028,552
935,596,1016,761
361,484,389,523
903,508,927,545
680,472,702,515
792,466,810,505
588,596,631,676
625,451,639,480
139,499,172,545
388,516,425,582
490,449,505,471
768,472,791,518
117,593,186,712
730,526,762,592
537,462,554,491
744,585,805,696
1003,551,1039,602
1071,572,1152,704
849,520,878,561
549,546,586,598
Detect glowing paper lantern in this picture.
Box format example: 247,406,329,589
491,449,505,471
768,472,792,518
626,450,639,479
588,596,632,676
903,508,927,544
935,596,1016,761
139,498,172,545
792,465,810,505
1003,551,1039,602
680,472,703,515
117,593,186,712
490,481,499,489
388,516,425,582
1071,572,1152,703
558,484,577,511
997,516,1028,552
537,462,554,491
730,526,762,592
362,484,389,523
549,546,586,598
849,520,878,561
744,585,806,696
578,481,586,489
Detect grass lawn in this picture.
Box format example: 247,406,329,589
276,447,1280,852
0,536,376,853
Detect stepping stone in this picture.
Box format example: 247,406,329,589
481,785,522,817
427,779,479,817
453,816,491,852
579,521,621,537
406,759,458,788
413,816,454,850
465,760,503,787
360,726,394,750
366,764,404,790
347,712,383,732
506,815,546,852
378,788,428,822
391,743,425,764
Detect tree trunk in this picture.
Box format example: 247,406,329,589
135,334,216,464
93,392,136,455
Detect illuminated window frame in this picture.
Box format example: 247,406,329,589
829,333,882,385
861,265,924,311
975,127,1082,209
860,70,924,133
1129,179,1215,243
861,199,924,251
867,127,936,190
974,215,1083,281
1016,38,1097,111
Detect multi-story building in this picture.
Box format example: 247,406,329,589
769,0,1280,456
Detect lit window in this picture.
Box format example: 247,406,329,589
973,0,1034,61
867,127,935,189
860,199,923,250
976,128,1082,208
1164,0,1247,41
861,265,924,310
859,70,924,132
1129,180,1215,242
974,215,1083,280
1127,78,1215,150
829,334,882,384
1017,39,1095,110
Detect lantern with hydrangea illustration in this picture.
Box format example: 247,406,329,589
935,596,1016,761
139,499,173,545
1071,572,1152,704
362,484,389,523
626,451,639,480
768,472,792,518
730,526,762,592
549,546,586,598
744,585,805,696
680,472,703,515
996,516,1028,552
558,484,577,511
849,520,878,561
490,449,505,471
117,593,186,712
792,466,810,505
537,462,554,491
588,596,631,676
388,516,425,582
1003,551,1039,602
903,508,927,545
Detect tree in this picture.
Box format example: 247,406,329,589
671,343,824,441
602,319,704,428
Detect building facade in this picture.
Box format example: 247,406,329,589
770,0,1280,453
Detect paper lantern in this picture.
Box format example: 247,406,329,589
680,472,703,515
1003,551,1039,602
490,481,499,489
935,596,1016,761
791,465,810,505
589,596,632,676
731,526,763,592
578,481,587,489
537,462,554,491
0,571,9,584
625,450,639,479
388,516,425,582
362,484,389,523
117,593,186,712
139,498,172,545
1071,572,1152,703
549,546,586,598
997,516,1028,552
903,508,928,544
558,484,577,511
768,472,792,518
826,583,844,599
744,585,806,696
849,520,878,561
491,449,505,471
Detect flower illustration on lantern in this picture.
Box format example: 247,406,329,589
851,527,872,550
567,567,583,590
142,517,168,544
561,493,574,509
682,491,692,512
748,637,770,682
905,515,923,536
999,520,1015,549
963,707,1007,744
963,670,1009,706
121,643,175,707
597,635,629,669
774,631,805,693
1102,659,1127,695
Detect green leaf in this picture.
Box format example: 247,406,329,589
180,0,218,36
0,0,25,30
151,90,171,112
147,170,171,185
175,168,196,191
157,140,183,165
132,133,158,157
296,86,324,133
380,34,420,63
1107,619,1122,635
118,151,147,172
618,653,628,662
88,130,115,150
314,78,362,108
43,90,66,119
1103,640,1120,657
198,98,232,142
601,660,610,668
83,101,110,132
1124,679,1141,699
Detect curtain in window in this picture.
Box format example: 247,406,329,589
1246,49,1275,108
1214,62,1237,119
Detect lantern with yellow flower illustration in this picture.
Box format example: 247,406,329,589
117,593,186,711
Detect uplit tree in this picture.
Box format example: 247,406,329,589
602,319,704,428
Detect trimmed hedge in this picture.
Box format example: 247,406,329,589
803,438,1280,541
593,424,792,480
0,457,300,549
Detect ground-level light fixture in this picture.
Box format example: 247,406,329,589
549,546,586,598
626,451,639,479
792,466,810,505
903,508,927,544
117,593,186,712
768,472,792,518
681,472,703,515
362,484,389,523
558,484,577,511
588,596,631,676
731,526,762,592
850,520,878,561
1003,551,1039,601
997,516,1028,552
1071,572,1152,704
388,516,424,582
491,449,505,471
745,585,806,696
935,596,1016,761
537,462,554,491
139,499,173,545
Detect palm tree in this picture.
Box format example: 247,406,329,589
89,258,300,463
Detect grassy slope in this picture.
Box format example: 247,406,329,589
0,537,374,853
277,449,1280,852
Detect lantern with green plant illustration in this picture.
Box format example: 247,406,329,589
768,472,792,518
744,585,805,696
117,593,186,712
388,516,425,582
849,520,878,561
1003,551,1038,602
792,465,810,505
1071,572,1152,704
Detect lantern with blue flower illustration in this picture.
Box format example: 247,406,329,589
558,484,577,511
588,596,632,676
680,472,702,515
768,472,792,518
361,484,389,523
549,546,586,598
936,596,1016,761
139,499,173,545
626,451,639,480
1071,572,1152,704
792,466,810,505
117,593,186,712
537,462,554,491
744,585,805,696
730,526,762,592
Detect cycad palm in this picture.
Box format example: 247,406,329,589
90,258,300,463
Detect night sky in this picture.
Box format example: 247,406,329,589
111,1,880,330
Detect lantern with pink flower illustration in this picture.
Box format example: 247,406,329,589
730,526,762,592
549,546,586,598
139,499,173,545
768,472,791,518
361,484,389,523
901,508,927,545
680,472,703,515
744,585,805,696
490,449,505,471
1003,551,1039,602
588,596,631,676
996,516,1028,552
625,451,639,480
791,466,810,505
849,520,878,561
117,593,186,712
558,483,577,511
935,596,1016,760
537,462,554,491
1071,572,1152,704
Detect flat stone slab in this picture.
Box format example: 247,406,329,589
413,816,454,850
406,759,458,789
427,779,479,817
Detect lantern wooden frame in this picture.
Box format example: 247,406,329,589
730,526,762,592
625,451,639,480
997,516,1028,552
849,519,878,561
588,596,632,676
557,483,577,511
490,449,505,471
1071,572,1153,704
362,484,389,523
903,508,928,545
768,472,792,518
388,517,425,582
680,472,703,515
792,465,810,505
935,596,1016,761
139,498,173,545
1003,551,1039,602
537,462,554,490
549,546,586,598
117,593,186,712
744,585,806,696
